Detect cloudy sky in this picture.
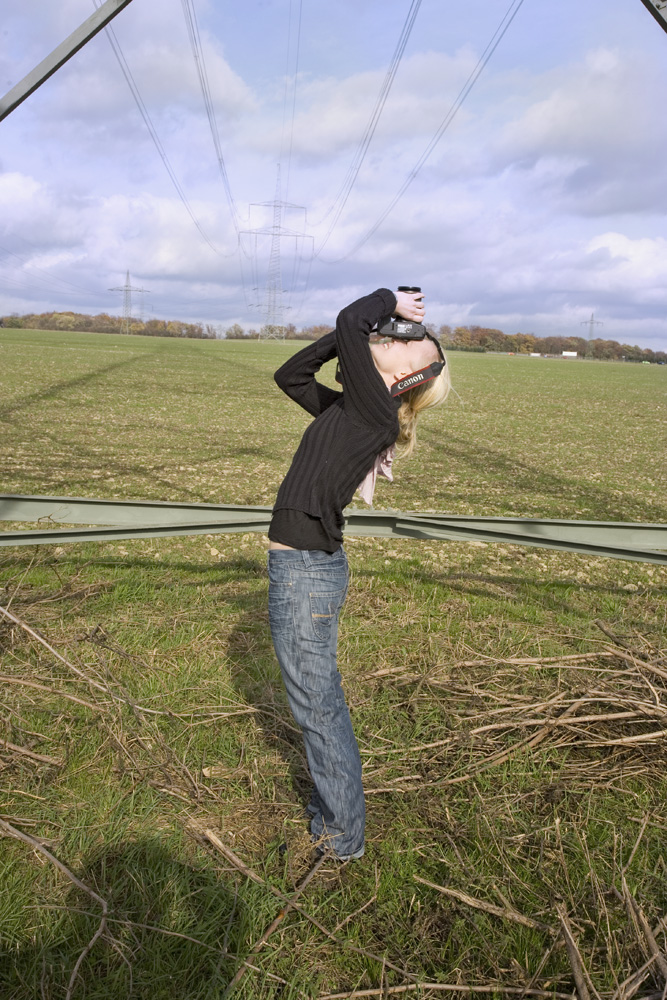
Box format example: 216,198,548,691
1,0,666,347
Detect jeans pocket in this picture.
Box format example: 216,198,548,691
309,590,344,641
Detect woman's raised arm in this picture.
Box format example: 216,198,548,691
273,330,342,417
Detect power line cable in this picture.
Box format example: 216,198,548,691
238,237,259,313
267,0,420,316
180,0,259,316
180,0,241,233
279,0,304,207
0,243,94,297
312,0,422,250
293,250,314,320
179,0,259,314
91,0,227,257
318,0,526,263
287,234,315,320
0,275,64,299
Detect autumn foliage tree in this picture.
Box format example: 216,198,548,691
1,310,664,362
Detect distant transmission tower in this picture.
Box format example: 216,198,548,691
240,167,310,341
581,312,603,344
109,270,150,334
264,171,285,339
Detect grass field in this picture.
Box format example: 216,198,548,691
1,328,667,999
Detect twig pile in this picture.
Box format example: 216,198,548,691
361,622,667,795
2,588,667,998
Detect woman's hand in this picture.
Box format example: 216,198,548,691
394,290,425,323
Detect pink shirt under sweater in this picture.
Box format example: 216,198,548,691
357,445,395,505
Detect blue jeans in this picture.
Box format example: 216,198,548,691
267,546,365,860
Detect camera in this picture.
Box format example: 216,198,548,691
378,285,427,341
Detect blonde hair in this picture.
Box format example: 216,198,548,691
395,360,451,458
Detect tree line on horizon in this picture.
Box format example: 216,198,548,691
1,310,664,363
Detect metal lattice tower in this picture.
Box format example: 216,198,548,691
262,169,286,339
239,167,312,339
581,312,603,343
109,270,150,334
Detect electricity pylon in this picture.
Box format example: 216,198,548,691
581,312,603,345
263,170,285,339
109,271,150,334
240,167,311,340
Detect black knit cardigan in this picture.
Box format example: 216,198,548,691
270,288,401,548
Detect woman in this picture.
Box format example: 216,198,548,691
268,287,450,860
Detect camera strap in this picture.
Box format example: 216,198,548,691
335,330,447,388
390,361,446,397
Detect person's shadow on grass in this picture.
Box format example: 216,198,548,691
223,579,316,814
1,837,241,1000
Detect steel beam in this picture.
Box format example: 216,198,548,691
638,0,667,33
1,494,666,564
0,0,135,122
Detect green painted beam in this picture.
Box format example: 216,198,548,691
1,494,666,564
0,494,267,528
0,0,135,122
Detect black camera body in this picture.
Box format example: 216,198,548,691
377,317,427,340
378,285,427,341
335,285,436,386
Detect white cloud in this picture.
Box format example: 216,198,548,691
1,1,666,350
500,48,651,157
492,45,667,218
242,49,478,159
584,233,667,302
22,23,256,126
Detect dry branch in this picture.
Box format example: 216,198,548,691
368,652,619,680
446,695,592,786
556,903,601,1000
0,602,233,721
0,738,61,766
595,621,661,666
413,875,551,932
0,818,109,1000
317,985,574,998
333,866,380,934
0,674,103,712
0,602,112,694
222,849,331,996
582,730,667,747
468,709,654,736
195,826,420,984
621,878,667,982
610,954,659,1000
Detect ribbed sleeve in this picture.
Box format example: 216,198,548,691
335,288,398,425
271,290,401,547
273,331,341,417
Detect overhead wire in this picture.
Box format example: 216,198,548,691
242,1,307,327
0,274,75,302
238,232,261,313
288,236,315,321
180,0,241,234
253,1,308,325
279,0,304,208
318,0,527,263
0,242,95,297
90,0,226,258
286,233,303,315
75,1,526,314
179,0,268,316
312,0,423,253
284,2,318,320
